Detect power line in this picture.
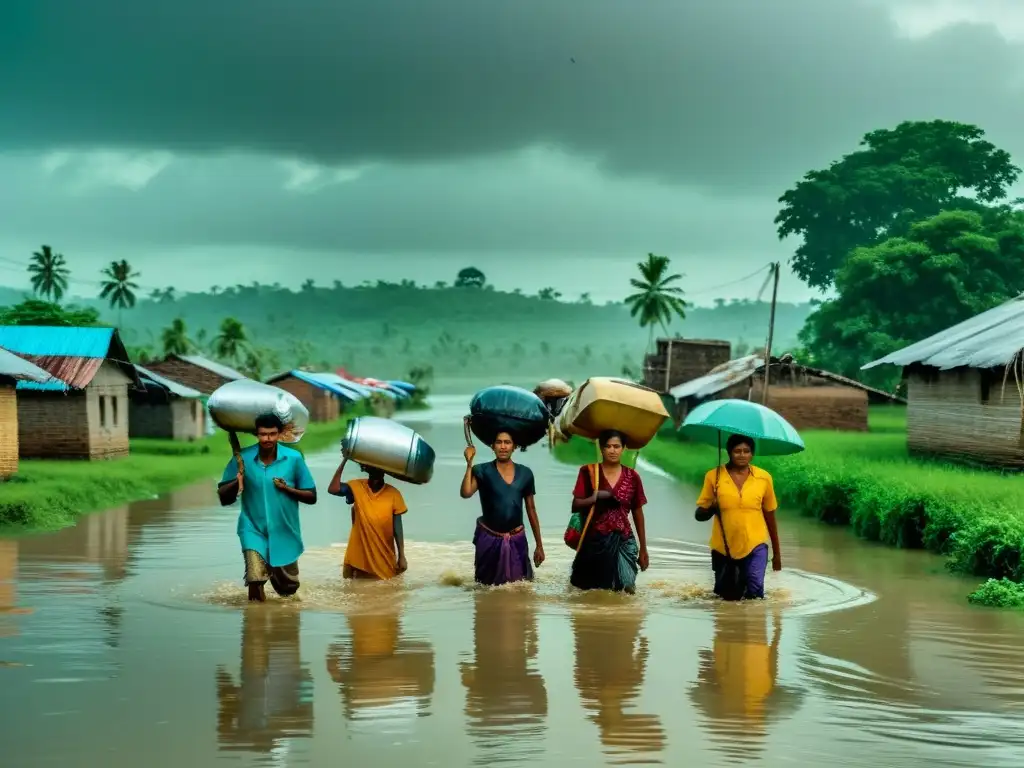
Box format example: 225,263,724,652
685,263,773,300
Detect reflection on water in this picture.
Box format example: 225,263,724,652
216,606,314,758
327,592,435,735
461,590,547,764
2,396,1024,766
690,605,804,763
572,606,666,764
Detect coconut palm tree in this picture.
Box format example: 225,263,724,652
213,317,249,365
28,245,71,302
161,318,192,357
99,259,140,327
624,253,688,351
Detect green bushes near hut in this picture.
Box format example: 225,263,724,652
0,419,348,533
553,406,1024,607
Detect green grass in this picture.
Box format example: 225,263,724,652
0,418,351,534
553,405,1024,605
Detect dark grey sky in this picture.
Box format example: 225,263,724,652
1,0,1022,304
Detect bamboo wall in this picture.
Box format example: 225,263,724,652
749,382,869,432
0,384,19,477
906,367,1024,467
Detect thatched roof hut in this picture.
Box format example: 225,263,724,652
670,354,904,432
863,295,1024,466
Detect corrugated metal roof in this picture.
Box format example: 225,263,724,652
0,348,58,383
178,354,247,381
136,365,203,399
310,372,374,398
0,326,115,358
672,354,905,402
670,355,763,400
862,295,1024,371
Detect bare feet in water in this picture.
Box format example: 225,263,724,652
247,583,266,602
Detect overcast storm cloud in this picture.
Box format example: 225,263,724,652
1,0,1024,299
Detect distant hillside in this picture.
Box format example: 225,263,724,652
0,282,814,391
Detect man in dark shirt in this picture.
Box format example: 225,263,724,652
460,430,545,585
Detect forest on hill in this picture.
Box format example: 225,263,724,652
0,276,810,389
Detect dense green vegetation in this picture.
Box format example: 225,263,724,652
0,277,811,391
0,419,349,534
783,120,1024,390
554,406,1024,605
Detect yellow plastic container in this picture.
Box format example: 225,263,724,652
557,377,669,449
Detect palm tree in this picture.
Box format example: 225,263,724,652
161,318,192,356
99,259,140,327
28,245,71,302
624,253,688,351
213,317,249,364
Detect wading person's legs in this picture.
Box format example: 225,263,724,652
243,549,272,601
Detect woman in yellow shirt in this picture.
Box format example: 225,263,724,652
328,462,409,580
694,434,782,600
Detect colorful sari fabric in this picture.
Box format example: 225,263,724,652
472,519,533,586
569,465,647,593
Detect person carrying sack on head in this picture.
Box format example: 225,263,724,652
694,434,782,600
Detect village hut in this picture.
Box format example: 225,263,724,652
0,326,142,460
0,348,57,477
670,354,904,432
264,370,368,422
643,337,732,393
145,354,247,396
130,365,206,441
862,295,1024,467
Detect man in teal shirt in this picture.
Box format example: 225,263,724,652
218,413,318,602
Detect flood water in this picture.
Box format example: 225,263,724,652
2,395,1023,766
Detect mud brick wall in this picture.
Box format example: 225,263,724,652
273,376,339,423
749,382,868,431
130,398,205,440
86,364,130,459
146,358,233,396
644,339,732,392
0,384,18,477
17,390,92,458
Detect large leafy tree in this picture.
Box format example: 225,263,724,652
799,209,1024,390
776,120,1020,290
28,245,71,302
454,267,486,288
0,299,100,327
624,253,688,349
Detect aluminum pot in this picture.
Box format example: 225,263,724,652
341,416,435,485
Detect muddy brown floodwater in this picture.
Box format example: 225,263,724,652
1,395,1023,767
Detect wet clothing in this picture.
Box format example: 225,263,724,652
570,464,647,592
221,445,316,574
471,461,536,533
243,549,300,595
696,465,777,560
712,543,769,600
342,479,408,580
472,520,533,586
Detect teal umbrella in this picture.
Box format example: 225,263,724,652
680,399,805,456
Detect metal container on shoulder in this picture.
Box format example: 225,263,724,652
341,416,436,485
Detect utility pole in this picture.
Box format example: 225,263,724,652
762,262,780,406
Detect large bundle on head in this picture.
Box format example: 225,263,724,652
341,416,436,485
468,385,551,449
208,379,310,443
534,378,573,400
557,377,668,449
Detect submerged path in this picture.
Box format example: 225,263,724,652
0,395,1022,767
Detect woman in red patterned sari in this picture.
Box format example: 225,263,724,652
569,430,650,593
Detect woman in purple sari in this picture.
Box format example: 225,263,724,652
569,430,650,593
459,431,546,586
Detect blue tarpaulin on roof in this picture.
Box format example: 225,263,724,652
0,326,115,358
289,370,360,401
